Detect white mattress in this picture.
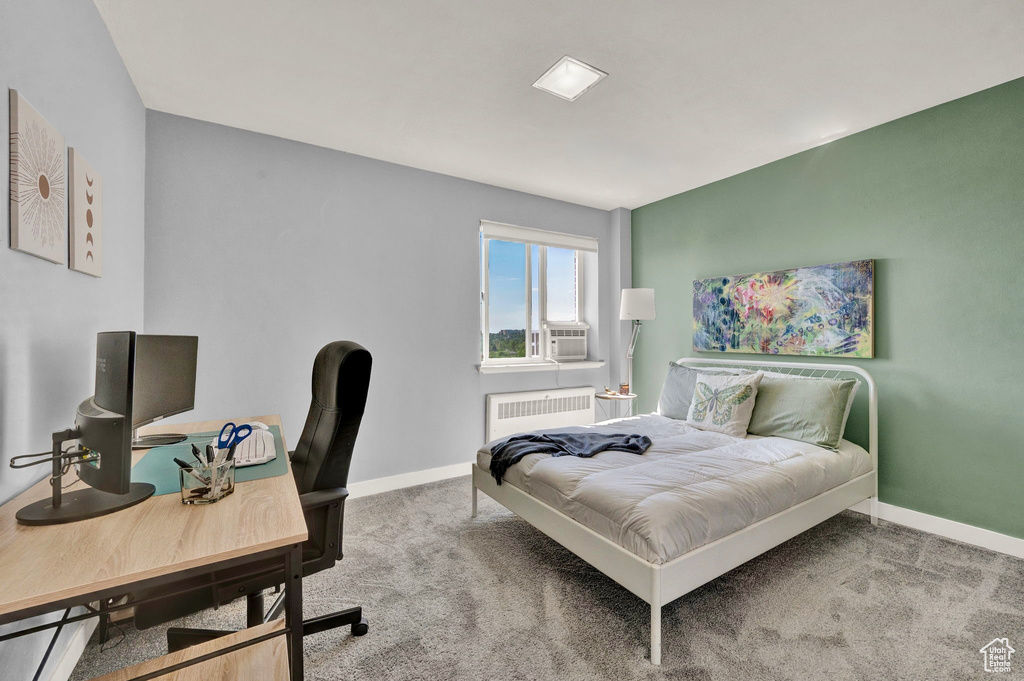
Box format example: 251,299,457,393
477,414,872,565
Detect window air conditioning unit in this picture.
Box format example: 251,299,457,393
544,322,589,361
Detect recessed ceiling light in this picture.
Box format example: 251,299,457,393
532,56,607,102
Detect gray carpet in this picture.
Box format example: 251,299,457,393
71,476,1023,680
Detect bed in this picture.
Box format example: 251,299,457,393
471,357,878,665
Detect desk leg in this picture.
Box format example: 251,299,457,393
285,544,303,681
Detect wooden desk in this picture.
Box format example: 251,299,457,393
0,415,307,681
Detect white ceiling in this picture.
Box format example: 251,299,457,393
94,0,1024,210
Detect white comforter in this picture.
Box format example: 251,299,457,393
477,414,872,565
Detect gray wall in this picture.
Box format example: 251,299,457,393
145,111,628,484
607,208,633,387
0,0,146,677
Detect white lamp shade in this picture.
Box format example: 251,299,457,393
620,288,656,321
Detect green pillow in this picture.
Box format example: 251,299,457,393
747,374,858,449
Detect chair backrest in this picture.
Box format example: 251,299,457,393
290,341,372,495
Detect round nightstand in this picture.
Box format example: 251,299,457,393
595,392,637,420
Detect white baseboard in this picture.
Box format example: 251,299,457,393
849,499,1024,560
43,615,97,681
347,460,474,499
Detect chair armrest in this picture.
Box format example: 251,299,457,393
299,486,349,511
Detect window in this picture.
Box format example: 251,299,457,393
480,221,596,364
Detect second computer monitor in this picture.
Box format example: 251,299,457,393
76,331,138,494
132,335,199,447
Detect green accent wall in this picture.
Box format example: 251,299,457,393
631,77,1024,540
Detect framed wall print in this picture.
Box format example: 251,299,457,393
693,259,874,358
9,89,67,264
68,148,102,277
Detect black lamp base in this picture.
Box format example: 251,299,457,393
15,482,156,526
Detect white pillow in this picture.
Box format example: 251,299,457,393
686,371,763,437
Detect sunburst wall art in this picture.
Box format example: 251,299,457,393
69,148,102,277
693,259,874,358
9,90,66,264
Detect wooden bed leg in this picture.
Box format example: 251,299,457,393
471,483,478,518
870,496,879,526
650,570,662,665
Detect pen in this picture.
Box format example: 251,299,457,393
190,444,205,465
211,463,221,498
212,451,229,496
174,457,210,486
205,444,215,464
211,443,237,498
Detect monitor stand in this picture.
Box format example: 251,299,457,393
132,432,187,449
11,427,156,526
15,482,155,525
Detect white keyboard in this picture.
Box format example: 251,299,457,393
229,427,277,467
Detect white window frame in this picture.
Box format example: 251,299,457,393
480,221,596,366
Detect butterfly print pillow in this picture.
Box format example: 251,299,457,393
686,372,763,437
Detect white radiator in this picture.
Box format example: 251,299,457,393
485,386,596,443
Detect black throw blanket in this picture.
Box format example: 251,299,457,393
488,432,653,485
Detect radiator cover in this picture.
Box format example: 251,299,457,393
485,387,596,443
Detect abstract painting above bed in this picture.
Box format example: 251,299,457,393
693,259,874,357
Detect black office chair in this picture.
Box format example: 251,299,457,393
130,341,373,651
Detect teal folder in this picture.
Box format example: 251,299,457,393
131,425,289,496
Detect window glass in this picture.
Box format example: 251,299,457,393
546,247,578,322
481,231,588,363
530,244,540,357
487,240,526,359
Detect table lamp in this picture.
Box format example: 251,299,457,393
620,288,656,394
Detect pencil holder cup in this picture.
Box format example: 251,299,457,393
179,459,235,505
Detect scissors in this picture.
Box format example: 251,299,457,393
217,422,253,451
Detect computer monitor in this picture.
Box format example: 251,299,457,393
131,335,199,448
77,331,137,494
14,331,156,525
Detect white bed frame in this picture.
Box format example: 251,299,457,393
471,357,878,665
